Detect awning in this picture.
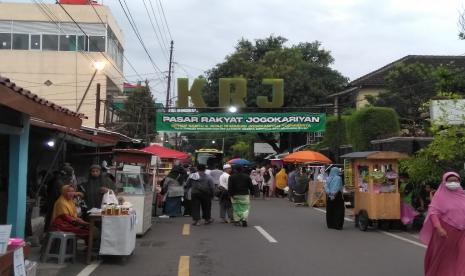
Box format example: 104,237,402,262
143,144,189,159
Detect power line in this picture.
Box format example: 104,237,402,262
89,3,144,81
142,0,170,61
157,0,173,41
117,0,165,79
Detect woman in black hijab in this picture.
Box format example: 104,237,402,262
160,165,187,217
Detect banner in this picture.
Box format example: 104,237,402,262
156,112,325,133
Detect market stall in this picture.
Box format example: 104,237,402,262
340,151,408,231
113,149,154,235
283,151,332,207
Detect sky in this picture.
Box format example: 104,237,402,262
9,0,465,101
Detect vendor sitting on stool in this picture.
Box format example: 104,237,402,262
49,185,90,239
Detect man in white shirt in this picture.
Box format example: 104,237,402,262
218,164,233,223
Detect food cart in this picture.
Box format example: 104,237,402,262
341,151,407,231
113,149,154,235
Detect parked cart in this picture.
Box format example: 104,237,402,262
340,151,407,231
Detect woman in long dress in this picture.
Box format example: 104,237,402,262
324,167,344,230
420,171,465,276
161,165,187,217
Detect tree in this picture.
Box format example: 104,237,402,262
202,35,348,152
346,107,400,151
116,81,156,140
366,63,437,136
401,125,465,185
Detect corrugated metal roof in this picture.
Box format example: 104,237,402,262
340,151,379,159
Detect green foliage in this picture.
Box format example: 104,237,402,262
202,35,347,151
323,116,348,152
116,82,156,139
401,125,465,184
367,63,465,135
346,107,400,151
230,141,250,159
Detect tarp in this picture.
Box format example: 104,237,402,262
283,150,331,164
143,144,189,159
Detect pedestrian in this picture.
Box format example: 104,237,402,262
189,164,215,226
160,165,187,218
275,167,288,198
183,167,197,217
218,164,233,223
228,165,254,227
420,171,465,276
209,166,223,189
287,166,297,202
262,166,272,199
324,167,344,230
80,164,115,210
250,169,263,198
294,167,310,205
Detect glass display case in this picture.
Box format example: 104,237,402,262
114,171,153,235
115,172,152,195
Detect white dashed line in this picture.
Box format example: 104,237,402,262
254,226,278,243
312,207,426,249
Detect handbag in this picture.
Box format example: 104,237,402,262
102,190,118,207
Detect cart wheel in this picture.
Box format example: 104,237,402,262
358,210,369,231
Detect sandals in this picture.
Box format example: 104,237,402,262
192,221,201,226
204,219,214,225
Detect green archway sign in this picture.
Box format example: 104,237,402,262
156,78,326,133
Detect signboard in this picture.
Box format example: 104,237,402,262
430,100,465,125
344,159,353,188
156,112,325,133
254,143,279,154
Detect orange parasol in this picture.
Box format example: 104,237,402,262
283,150,332,164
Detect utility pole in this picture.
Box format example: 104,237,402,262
164,40,174,146
95,83,101,128
165,40,174,111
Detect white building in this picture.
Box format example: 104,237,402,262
0,1,125,127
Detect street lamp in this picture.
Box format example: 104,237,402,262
228,106,238,113
76,61,106,113
211,140,216,144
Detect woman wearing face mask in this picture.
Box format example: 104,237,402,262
420,172,465,276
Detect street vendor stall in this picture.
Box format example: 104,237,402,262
283,151,332,207
340,151,408,231
113,149,154,235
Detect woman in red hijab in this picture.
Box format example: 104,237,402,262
420,171,465,276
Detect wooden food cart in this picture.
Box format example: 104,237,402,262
340,151,408,231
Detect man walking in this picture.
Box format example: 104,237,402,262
228,165,254,227
190,164,215,226
287,166,297,202
218,164,233,223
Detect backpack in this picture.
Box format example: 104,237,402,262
263,171,271,183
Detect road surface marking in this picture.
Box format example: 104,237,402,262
254,226,278,243
182,224,190,235
76,261,101,276
380,231,427,248
312,208,426,249
178,256,190,276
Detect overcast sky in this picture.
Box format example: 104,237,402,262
10,0,465,100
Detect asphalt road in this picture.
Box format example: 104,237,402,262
57,197,426,276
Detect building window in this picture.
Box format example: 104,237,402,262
89,36,105,52
30,34,41,50
59,35,76,51
42,34,58,51
12,33,29,50
77,35,88,51
0,33,11,50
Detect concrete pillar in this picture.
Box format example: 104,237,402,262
7,114,30,238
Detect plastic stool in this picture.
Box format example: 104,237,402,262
41,232,76,264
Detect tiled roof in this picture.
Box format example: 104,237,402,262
0,76,86,118
350,55,465,87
